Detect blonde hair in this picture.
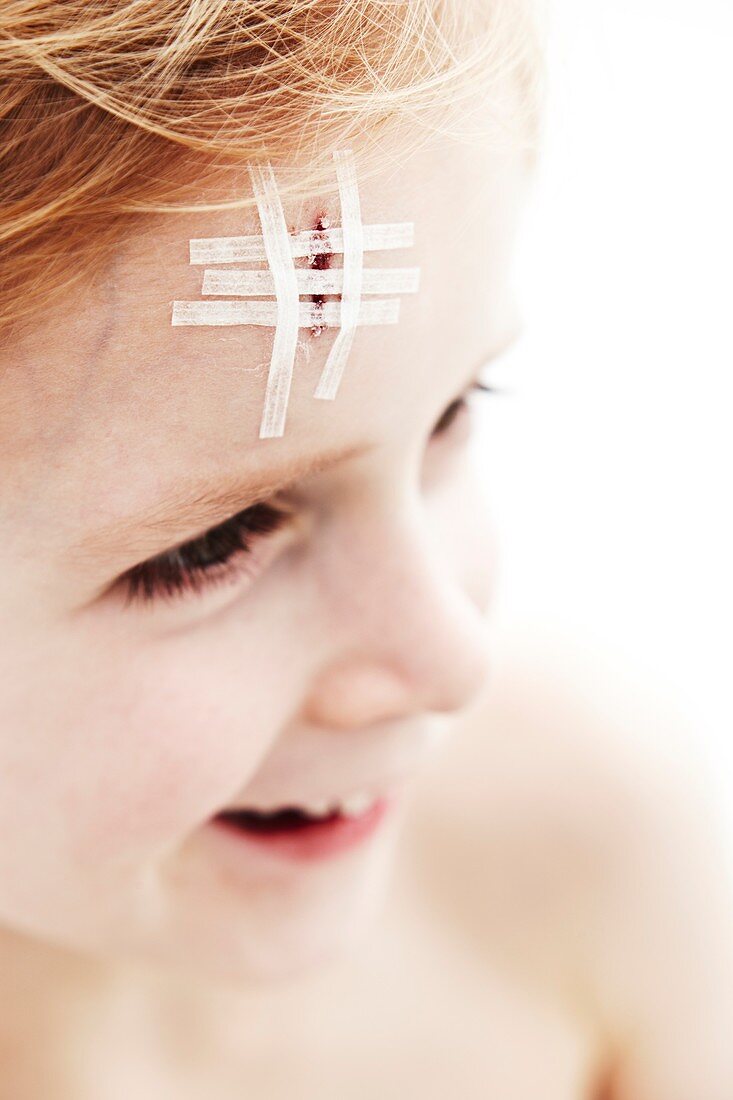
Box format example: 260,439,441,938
0,1,541,339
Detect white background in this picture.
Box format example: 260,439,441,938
477,1,733,846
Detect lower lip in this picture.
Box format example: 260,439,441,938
211,799,392,864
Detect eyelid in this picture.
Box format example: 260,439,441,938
116,501,292,607
431,377,494,436
105,369,497,610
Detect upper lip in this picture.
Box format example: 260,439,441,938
218,775,411,816
217,716,441,818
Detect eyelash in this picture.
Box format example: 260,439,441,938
119,380,493,606
120,502,288,605
432,379,493,436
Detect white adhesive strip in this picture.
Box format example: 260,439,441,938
201,267,420,297
314,149,364,401
248,163,300,439
174,152,420,438
189,222,414,264
172,299,400,327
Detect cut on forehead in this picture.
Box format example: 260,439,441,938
2,133,527,587
0,0,542,349
1,156,391,437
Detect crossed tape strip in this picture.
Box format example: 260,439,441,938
171,149,419,438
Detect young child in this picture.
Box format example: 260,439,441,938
1,2,731,1096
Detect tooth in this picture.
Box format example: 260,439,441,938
304,799,331,817
340,792,374,818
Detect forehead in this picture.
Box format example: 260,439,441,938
1,137,525,514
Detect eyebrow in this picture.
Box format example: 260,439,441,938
71,442,368,568
71,330,522,573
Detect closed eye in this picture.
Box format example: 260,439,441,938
113,380,495,608
118,501,289,605
430,379,494,437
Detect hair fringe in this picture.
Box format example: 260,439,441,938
0,0,543,338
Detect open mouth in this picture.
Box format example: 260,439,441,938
216,805,342,834
212,793,390,861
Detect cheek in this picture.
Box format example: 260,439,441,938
0,612,304,873
75,643,294,860
430,457,497,612
464,493,498,613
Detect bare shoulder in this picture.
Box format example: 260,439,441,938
408,643,733,1100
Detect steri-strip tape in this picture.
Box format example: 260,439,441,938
171,149,420,439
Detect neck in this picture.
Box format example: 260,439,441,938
0,922,321,1095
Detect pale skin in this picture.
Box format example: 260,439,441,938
0,129,732,1099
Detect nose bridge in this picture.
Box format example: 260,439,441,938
319,500,490,714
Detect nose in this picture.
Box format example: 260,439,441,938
303,507,492,731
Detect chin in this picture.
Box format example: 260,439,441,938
140,812,400,988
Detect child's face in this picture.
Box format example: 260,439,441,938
0,135,525,981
